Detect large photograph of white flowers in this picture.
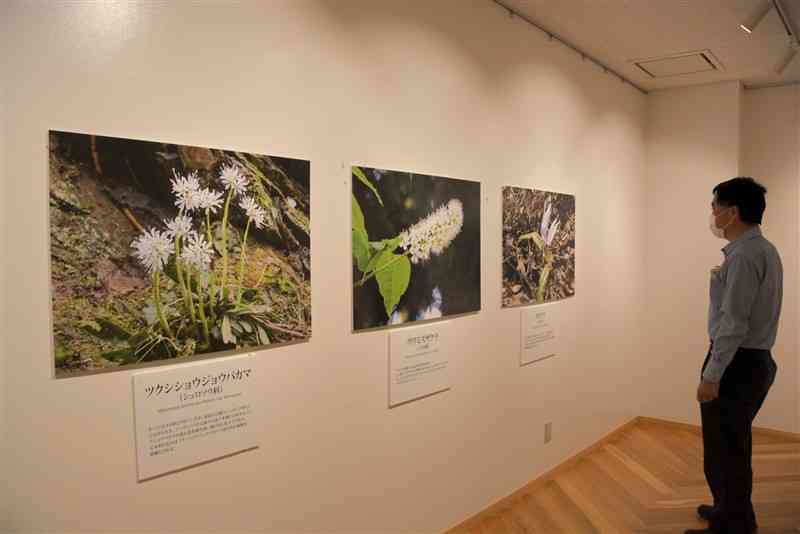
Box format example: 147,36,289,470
49,131,311,377
502,186,575,307
352,166,481,331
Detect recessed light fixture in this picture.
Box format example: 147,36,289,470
740,0,773,33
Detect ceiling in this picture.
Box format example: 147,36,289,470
500,0,800,92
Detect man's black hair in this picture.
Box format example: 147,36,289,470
713,177,767,225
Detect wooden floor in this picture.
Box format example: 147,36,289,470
449,419,800,534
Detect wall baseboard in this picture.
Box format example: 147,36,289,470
638,415,800,442
444,415,800,532
444,416,640,533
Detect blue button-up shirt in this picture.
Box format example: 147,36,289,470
705,226,783,383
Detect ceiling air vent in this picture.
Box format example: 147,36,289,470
632,50,724,78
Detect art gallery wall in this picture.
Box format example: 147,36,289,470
0,11,8,527
740,86,800,434
643,81,800,434
643,82,743,426
1,1,648,532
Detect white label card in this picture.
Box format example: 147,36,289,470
389,323,449,407
133,354,257,481
521,305,561,366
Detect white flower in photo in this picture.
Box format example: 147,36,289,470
540,200,552,239
219,163,249,196
286,198,297,209
416,286,443,321
181,232,214,273
240,196,267,229
399,198,464,264
165,214,193,239
197,188,224,214
132,228,173,274
540,199,561,247
171,169,202,212
544,219,561,246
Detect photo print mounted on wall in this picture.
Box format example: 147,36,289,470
502,186,575,307
49,131,311,377
352,165,481,331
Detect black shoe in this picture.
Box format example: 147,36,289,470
697,504,716,521
686,524,757,534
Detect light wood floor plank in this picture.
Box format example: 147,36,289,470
447,418,800,534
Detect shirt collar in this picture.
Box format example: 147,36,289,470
723,226,762,256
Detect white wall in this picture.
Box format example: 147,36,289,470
0,4,8,529
643,81,742,425
643,81,800,434
740,86,800,433
1,1,647,532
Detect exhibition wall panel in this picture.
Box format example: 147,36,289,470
740,86,800,433
0,16,8,529
644,82,743,428
644,82,800,434
1,1,647,532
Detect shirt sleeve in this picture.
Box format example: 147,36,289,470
703,254,760,383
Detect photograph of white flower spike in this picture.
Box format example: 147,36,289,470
49,131,310,377
502,186,575,307
352,166,481,331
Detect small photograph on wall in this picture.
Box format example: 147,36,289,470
352,166,481,331
49,130,311,377
502,186,575,307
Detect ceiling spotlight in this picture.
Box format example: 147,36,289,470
740,1,773,33
775,44,798,74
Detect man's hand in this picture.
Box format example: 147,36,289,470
697,381,720,403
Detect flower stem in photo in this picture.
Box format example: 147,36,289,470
184,268,198,333
236,195,266,305
174,236,196,322
153,270,173,337
236,219,252,306
204,209,217,302
220,189,234,301
194,272,211,348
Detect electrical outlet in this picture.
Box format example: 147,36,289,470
544,422,552,444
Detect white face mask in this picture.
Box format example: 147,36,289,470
709,208,732,239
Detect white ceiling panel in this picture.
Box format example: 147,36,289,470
498,0,800,91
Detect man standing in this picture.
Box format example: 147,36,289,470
687,177,782,534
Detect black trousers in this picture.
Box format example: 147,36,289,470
700,347,777,534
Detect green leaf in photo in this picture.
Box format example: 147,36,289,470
80,318,132,341
256,324,271,345
375,252,411,317
369,240,387,252
382,236,402,252
54,346,70,365
352,194,366,234
102,347,136,364
352,227,371,272
353,166,383,206
364,247,390,274
537,263,553,303
518,231,545,251
221,315,236,345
